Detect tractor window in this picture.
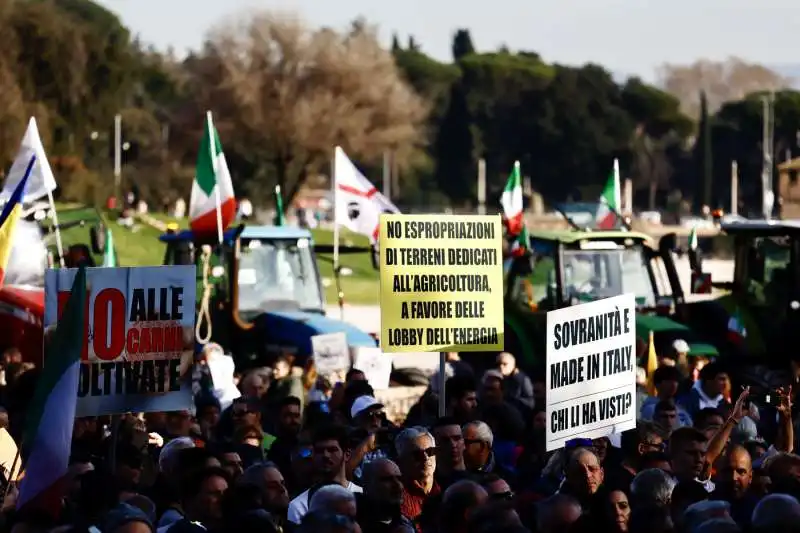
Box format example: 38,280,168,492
562,247,656,306
744,237,791,307
237,238,324,314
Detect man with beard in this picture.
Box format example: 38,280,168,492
357,458,415,533
267,396,303,475
711,445,758,527
287,424,362,525
445,376,478,425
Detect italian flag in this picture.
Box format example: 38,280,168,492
596,159,621,229
727,307,747,344
511,225,530,257
688,226,698,251
501,161,524,235
16,266,86,519
189,111,236,240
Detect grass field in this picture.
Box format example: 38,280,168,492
94,211,380,304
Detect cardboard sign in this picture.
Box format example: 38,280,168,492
44,266,196,417
379,214,504,353
353,348,393,390
545,293,637,451
312,332,350,377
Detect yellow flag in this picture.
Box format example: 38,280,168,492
645,331,658,396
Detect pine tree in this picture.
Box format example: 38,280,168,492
699,90,714,208
452,29,475,61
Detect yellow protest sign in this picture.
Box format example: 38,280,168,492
379,214,504,353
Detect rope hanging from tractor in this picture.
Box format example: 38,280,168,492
196,245,213,344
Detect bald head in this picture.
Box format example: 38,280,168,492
362,458,403,506
497,352,516,376
720,445,752,498
440,480,489,533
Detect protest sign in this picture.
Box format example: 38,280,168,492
312,332,350,377
379,214,504,353
353,348,393,390
545,293,636,452
44,266,196,417
0,428,21,481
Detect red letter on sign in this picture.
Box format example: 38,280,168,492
57,291,90,361
92,288,126,361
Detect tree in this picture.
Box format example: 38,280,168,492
452,29,475,61
696,91,714,208
658,57,790,117
620,77,692,206
191,12,429,204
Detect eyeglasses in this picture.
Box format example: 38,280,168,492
464,439,486,447
411,447,437,461
363,410,385,419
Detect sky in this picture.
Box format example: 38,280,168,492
98,0,800,82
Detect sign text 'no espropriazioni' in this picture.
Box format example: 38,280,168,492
379,214,504,353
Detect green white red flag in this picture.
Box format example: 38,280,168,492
189,111,236,241
501,161,524,235
596,159,621,229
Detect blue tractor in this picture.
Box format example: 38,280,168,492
160,225,377,367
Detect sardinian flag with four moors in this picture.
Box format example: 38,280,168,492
334,147,399,243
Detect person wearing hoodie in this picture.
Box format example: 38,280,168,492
680,362,730,421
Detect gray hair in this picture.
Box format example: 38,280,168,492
751,493,800,531
462,421,493,447
237,461,279,488
308,485,356,514
395,426,436,457
537,494,581,532
158,436,195,473
683,500,732,532
630,468,676,507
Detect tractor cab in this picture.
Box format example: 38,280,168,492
160,225,376,367
688,220,800,365
498,225,718,374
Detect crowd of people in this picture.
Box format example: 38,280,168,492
2,342,800,533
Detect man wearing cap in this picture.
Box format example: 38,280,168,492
347,395,391,481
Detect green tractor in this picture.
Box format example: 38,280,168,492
687,219,800,387
492,225,719,374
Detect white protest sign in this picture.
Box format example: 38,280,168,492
312,332,350,376
354,348,393,390
44,265,196,417
545,293,636,452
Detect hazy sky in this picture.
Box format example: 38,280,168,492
99,0,799,82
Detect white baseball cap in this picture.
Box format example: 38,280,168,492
350,395,384,419
672,339,690,354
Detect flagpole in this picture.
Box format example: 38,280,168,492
332,148,343,320
44,187,65,267
206,111,224,246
